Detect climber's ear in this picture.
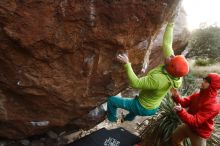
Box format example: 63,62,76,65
170,55,175,58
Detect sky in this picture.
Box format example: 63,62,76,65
183,0,220,31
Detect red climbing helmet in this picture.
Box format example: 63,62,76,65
166,55,189,77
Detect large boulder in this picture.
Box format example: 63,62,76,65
0,0,184,139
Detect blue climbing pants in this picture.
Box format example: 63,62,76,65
107,96,158,122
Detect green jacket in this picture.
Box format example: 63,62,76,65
124,23,182,110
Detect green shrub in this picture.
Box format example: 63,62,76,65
187,26,220,60
140,96,190,146
190,62,220,77
181,73,199,96
207,114,220,146
195,58,214,66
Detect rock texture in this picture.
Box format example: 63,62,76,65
0,0,185,139
147,8,190,71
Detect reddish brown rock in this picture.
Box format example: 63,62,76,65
0,0,184,139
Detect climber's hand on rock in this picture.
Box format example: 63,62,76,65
141,68,146,74
140,64,147,74
117,53,129,64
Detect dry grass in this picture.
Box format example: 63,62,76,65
188,60,220,77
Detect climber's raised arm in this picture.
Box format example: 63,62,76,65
162,22,175,58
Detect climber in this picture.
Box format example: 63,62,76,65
107,20,189,122
171,73,220,146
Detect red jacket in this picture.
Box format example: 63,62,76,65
172,73,220,139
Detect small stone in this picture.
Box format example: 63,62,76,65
30,140,44,146
133,132,140,136
20,140,30,146
40,138,46,142
44,139,57,146
143,120,149,125
0,141,6,146
63,130,82,143
57,137,68,146
59,131,66,136
47,131,58,139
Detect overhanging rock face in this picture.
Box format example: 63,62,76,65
0,0,185,139
148,8,190,71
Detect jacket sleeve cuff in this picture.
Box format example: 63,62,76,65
167,22,174,27
124,62,131,69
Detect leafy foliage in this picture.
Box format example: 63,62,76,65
207,114,220,146
187,26,220,61
195,58,215,66
180,73,199,96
